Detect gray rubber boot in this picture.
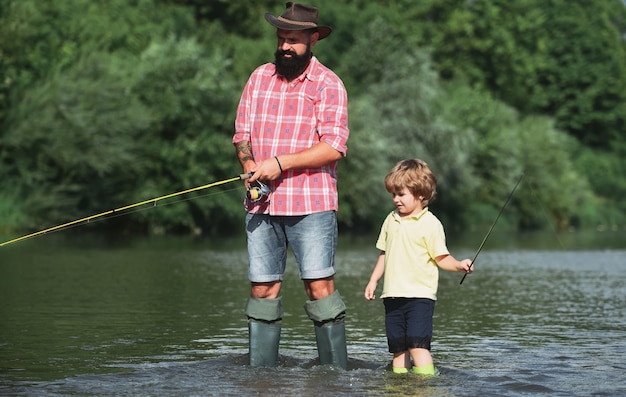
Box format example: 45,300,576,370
304,290,348,370
245,297,283,367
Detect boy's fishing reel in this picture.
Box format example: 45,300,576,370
247,180,270,202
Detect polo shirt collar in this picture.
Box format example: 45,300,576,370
392,207,429,221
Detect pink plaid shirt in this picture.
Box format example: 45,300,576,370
233,56,349,216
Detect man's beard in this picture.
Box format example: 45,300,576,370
274,47,312,81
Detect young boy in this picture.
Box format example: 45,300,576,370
364,159,473,375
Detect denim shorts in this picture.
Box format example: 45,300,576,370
245,211,337,282
383,297,435,353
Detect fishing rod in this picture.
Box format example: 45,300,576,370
0,173,253,248
460,172,525,285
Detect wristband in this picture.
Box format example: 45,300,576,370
274,156,283,173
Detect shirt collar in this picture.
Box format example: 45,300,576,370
392,207,429,221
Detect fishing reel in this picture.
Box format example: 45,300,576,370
246,180,271,202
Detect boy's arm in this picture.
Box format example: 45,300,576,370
364,251,386,300
436,254,473,273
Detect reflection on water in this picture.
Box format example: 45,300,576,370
0,230,625,396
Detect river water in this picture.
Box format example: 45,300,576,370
0,230,624,396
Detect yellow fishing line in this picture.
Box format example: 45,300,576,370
0,173,250,247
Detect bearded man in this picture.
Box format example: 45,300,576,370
232,2,350,369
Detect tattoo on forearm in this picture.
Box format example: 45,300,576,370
236,141,254,163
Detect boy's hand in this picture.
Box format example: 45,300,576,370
364,281,377,300
460,259,473,274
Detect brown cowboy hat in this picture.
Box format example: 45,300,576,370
264,2,332,40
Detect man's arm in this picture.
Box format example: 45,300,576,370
248,142,342,183
234,140,256,174
277,141,342,171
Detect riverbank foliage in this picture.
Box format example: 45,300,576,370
1,0,625,237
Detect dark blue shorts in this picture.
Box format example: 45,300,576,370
383,297,435,353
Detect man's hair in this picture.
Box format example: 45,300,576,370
384,159,437,205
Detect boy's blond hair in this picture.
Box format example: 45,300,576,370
384,159,437,205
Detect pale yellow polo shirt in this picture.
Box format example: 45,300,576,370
376,207,449,300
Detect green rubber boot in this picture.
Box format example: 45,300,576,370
304,291,348,370
412,363,436,376
313,318,348,369
245,297,283,367
248,321,281,367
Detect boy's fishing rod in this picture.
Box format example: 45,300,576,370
0,173,252,248
460,172,525,285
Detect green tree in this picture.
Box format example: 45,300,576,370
412,0,626,150
528,0,626,148
339,18,478,231
414,0,549,111
574,143,626,227
0,0,194,119
1,52,152,229
1,0,624,237
131,36,242,235
0,0,210,232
